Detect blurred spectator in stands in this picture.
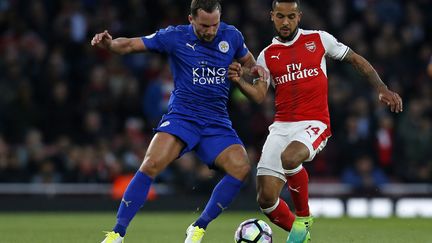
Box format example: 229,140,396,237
103,58,141,130
0,135,29,182
229,89,253,147
76,110,106,145
71,145,99,183
335,115,373,174
249,94,274,152
122,118,147,171
171,153,198,193
396,99,432,182
427,56,432,79
342,154,389,192
20,129,45,175
350,97,373,141
142,63,173,128
83,65,112,113
4,81,41,143
171,153,218,195
375,115,395,175
32,158,62,183
42,81,77,142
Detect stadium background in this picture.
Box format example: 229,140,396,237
0,0,431,217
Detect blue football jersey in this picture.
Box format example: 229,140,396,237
142,22,249,125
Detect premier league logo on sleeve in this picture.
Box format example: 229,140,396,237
218,41,229,53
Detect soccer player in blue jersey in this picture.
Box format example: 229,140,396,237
91,0,263,242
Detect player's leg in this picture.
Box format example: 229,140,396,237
257,175,295,231
104,132,184,242
256,125,296,231
185,143,250,243
214,143,250,179
282,141,313,243
283,121,329,243
195,144,250,229
184,124,250,242
282,141,310,217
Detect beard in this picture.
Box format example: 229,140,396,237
202,35,215,42
275,26,299,42
197,32,216,42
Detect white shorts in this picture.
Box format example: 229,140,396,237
257,120,330,182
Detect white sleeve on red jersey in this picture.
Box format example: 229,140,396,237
256,50,271,87
319,31,350,61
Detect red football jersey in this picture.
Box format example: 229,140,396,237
257,29,349,130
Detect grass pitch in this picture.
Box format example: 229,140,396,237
0,212,430,243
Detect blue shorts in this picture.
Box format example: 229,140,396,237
154,114,244,166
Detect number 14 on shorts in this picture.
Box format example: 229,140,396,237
305,125,320,138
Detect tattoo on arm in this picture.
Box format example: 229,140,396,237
344,49,387,91
237,52,257,82
240,52,256,69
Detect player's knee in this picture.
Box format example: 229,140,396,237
238,162,251,179
280,151,303,170
229,161,251,181
257,191,278,209
140,158,162,178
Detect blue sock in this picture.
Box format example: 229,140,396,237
113,171,153,237
194,174,243,229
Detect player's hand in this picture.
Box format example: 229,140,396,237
378,87,403,113
250,65,269,82
228,62,243,83
91,30,113,49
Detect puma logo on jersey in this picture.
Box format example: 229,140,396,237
122,198,132,207
160,121,170,127
217,202,228,211
271,53,281,59
186,43,196,51
288,185,301,193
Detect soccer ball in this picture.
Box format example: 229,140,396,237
234,218,272,243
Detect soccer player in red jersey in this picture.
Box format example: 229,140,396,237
228,1,403,242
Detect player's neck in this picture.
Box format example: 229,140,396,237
276,27,299,43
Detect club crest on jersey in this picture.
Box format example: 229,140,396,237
305,41,316,52
218,41,229,53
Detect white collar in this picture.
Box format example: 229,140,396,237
272,28,302,46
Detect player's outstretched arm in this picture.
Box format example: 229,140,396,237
343,49,403,113
228,61,268,104
91,30,147,55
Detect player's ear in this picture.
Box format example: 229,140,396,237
270,11,274,22
188,14,193,24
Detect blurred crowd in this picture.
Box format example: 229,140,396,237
0,0,431,193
